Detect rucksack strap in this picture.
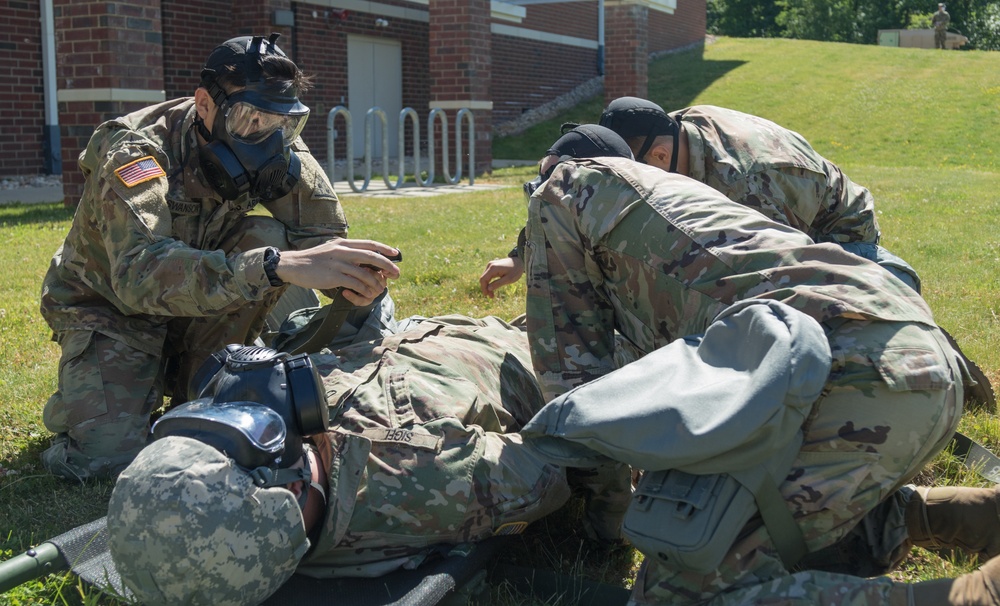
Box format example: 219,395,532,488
741,469,808,570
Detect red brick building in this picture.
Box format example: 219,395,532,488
1,0,705,201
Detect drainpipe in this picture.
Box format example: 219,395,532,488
40,0,62,174
597,0,605,75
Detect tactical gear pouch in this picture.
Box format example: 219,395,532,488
622,469,753,574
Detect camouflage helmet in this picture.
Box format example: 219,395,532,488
107,436,310,606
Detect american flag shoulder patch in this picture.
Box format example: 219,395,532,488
114,156,166,187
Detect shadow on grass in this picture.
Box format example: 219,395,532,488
648,49,748,110
0,202,74,227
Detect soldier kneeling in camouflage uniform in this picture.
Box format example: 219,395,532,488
40,33,400,481
518,126,1000,605
106,315,629,605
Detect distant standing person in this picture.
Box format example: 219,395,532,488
933,3,951,49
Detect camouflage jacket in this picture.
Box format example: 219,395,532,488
39,97,348,355
672,105,880,245
299,315,568,578
524,158,934,400
933,10,951,30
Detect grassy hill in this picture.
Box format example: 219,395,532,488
494,36,1000,171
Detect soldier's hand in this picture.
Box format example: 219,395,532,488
479,257,524,298
277,238,401,306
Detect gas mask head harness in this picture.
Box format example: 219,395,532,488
523,124,635,199
598,96,680,172
152,344,329,508
197,33,309,202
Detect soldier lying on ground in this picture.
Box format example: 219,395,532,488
516,126,1000,605
39,33,400,482
105,315,630,605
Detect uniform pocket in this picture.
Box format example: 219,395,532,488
873,347,952,392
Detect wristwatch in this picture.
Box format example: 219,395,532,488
262,247,285,287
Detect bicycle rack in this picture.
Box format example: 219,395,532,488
327,106,475,192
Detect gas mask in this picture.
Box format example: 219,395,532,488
198,34,310,202
152,345,329,490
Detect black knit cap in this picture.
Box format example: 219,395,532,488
201,33,287,90
545,124,634,163
598,96,680,171
599,97,676,138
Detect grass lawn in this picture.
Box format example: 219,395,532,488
2,35,1000,603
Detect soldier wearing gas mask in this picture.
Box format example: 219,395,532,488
105,315,629,605
39,33,400,482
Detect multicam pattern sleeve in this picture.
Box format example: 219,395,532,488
676,105,880,245
66,124,274,319
524,158,932,402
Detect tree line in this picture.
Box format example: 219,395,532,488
707,0,1000,49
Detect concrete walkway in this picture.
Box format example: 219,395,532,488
0,159,535,205
0,185,64,205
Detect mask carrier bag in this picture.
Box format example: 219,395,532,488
623,437,807,574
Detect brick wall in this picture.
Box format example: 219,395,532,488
491,36,598,126
604,3,649,103
55,0,164,202
649,0,706,53
490,3,600,126
0,1,47,177
430,0,492,174
162,0,235,99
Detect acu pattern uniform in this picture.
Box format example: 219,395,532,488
523,157,964,604
40,97,347,480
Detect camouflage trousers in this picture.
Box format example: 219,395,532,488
631,319,963,605
42,216,290,481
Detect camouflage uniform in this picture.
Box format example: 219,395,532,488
297,315,625,578
522,158,963,604
40,97,348,480
671,105,919,291
933,8,951,49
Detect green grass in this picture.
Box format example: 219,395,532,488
2,35,1000,603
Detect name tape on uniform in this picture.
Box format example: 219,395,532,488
360,427,442,452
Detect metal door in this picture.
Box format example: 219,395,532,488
347,35,403,158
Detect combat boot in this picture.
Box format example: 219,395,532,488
906,485,1000,559
890,553,1000,606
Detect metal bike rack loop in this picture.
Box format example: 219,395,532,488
327,106,474,192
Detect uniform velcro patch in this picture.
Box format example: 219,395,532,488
493,521,529,536
114,156,166,187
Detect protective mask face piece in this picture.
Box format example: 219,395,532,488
180,345,330,469
523,174,545,202
152,399,288,469
199,101,304,202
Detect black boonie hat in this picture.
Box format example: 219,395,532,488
545,124,634,162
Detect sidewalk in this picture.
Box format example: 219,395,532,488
0,159,535,205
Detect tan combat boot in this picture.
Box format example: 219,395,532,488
890,554,1000,606
907,486,1000,559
